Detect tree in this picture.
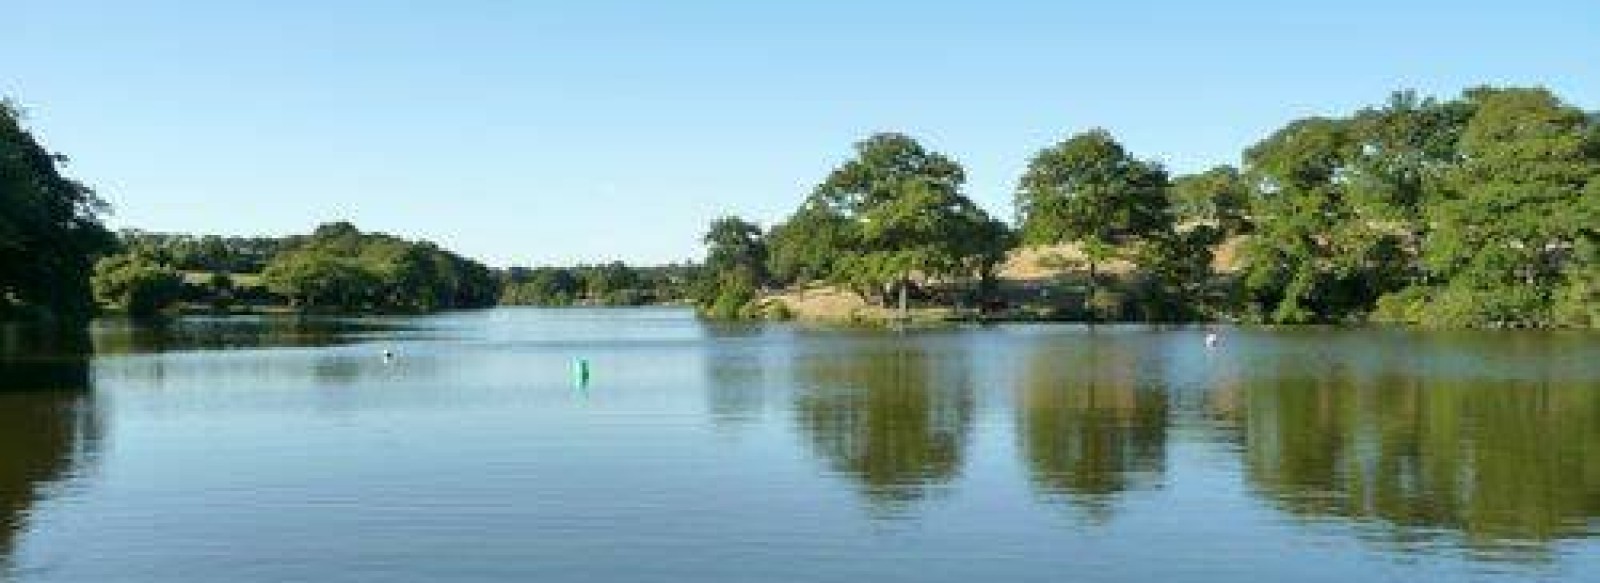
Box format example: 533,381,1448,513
90,253,184,317
768,201,855,285
0,100,116,323
809,133,1007,312
1238,116,1421,324
1016,129,1172,317
262,252,377,310
703,216,767,284
693,216,770,316
260,222,497,313
1170,166,1250,235
502,267,582,306
580,262,642,304
1127,227,1221,321
1416,88,1600,326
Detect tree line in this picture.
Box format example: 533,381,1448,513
107,226,700,315
89,222,502,316
500,263,697,307
7,86,1600,327
698,86,1600,327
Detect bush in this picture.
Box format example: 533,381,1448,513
90,253,185,317
1553,268,1600,327
1372,287,1433,325
1086,288,1125,321
764,300,795,321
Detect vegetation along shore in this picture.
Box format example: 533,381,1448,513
5,85,1599,328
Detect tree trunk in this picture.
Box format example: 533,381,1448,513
898,276,909,321
1087,259,1099,323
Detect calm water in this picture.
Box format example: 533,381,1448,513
2,308,1599,582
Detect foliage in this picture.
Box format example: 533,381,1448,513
702,269,758,320
17,84,1599,328
118,230,288,274
90,253,184,317
0,100,116,323
1169,166,1250,235
1016,129,1174,319
1125,226,1221,321
1243,87,1600,327
1017,129,1172,249
1411,88,1600,326
260,222,497,313
702,216,767,284
502,263,695,306
692,216,768,316
705,133,1011,321
767,201,855,285
795,133,1008,306
1237,100,1449,324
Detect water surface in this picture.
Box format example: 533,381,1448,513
2,309,1598,582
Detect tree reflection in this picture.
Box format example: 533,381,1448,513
90,316,404,355
700,324,778,429
1230,369,1600,556
792,340,974,516
0,355,102,568
1017,336,1167,521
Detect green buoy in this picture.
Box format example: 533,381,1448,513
572,358,591,387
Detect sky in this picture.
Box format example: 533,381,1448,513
6,1,1598,267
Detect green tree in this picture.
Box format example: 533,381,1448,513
767,201,856,285
703,216,767,283
695,216,769,316
1417,88,1600,326
1238,116,1417,323
809,133,1007,312
90,253,184,317
0,100,116,323
1016,129,1172,317
1169,165,1250,235
260,222,496,313
580,262,643,304
502,267,582,306
1127,227,1220,321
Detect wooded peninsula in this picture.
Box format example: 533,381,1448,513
4,85,1598,328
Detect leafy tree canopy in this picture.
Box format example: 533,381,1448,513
0,100,115,323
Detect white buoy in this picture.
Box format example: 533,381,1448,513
1204,332,1220,348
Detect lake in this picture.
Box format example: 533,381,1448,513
2,307,1598,582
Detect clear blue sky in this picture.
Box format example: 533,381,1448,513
7,1,1597,267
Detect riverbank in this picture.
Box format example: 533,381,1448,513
751,240,1249,325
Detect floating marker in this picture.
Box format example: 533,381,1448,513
572,358,591,387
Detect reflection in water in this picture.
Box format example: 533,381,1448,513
90,316,411,355
1225,367,1600,558
0,356,101,569
703,335,772,428
1017,334,1167,520
4,313,1600,580
792,338,974,516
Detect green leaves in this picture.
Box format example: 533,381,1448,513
1404,88,1600,326
260,223,496,314
774,133,1007,306
703,216,768,283
0,100,115,323
1237,86,1600,327
1017,129,1171,248
1170,166,1250,235
90,253,184,318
